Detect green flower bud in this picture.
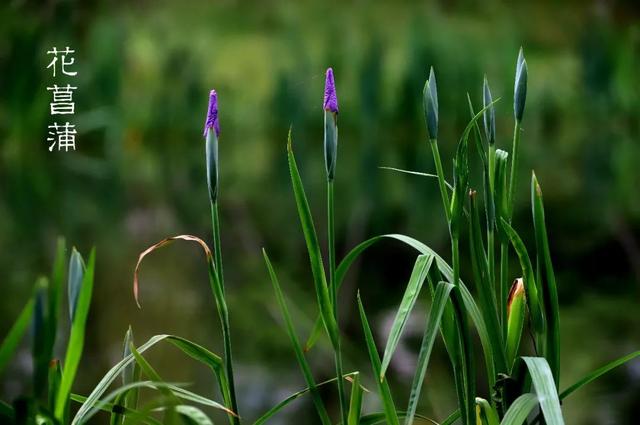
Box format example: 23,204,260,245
506,278,526,367
423,66,439,140
483,76,496,145
494,148,509,239
514,47,528,122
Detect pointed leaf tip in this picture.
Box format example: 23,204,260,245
68,247,86,321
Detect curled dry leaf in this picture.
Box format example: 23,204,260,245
133,235,213,308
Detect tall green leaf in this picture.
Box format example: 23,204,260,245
56,248,96,421
262,249,331,425
252,373,359,425
500,393,537,425
475,397,499,425
405,281,454,425
347,372,363,425
521,357,564,425
531,173,560,386
72,334,226,425
310,234,496,387
380,254,434,379
560,350,640,400
468,189,506,378
0,297,35,376
287,131,338,349
357,292,400,425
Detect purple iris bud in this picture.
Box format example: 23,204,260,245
323,68,339,113
203,89,220,138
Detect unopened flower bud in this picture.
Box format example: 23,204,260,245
423,67,439,140
204,90,220,203
323,68,339,181
514,48,528,123
506,278,526,366
483,76,496,145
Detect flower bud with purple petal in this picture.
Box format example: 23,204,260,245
323,68,338,181
204,90,220,203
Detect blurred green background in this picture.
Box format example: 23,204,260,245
1,0,639,423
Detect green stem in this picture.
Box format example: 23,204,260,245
328,180,348,425
210,203,239,425
328,182,337,315
507,121,522,219
499,242,509,340
212,204,225,292
487,144,496,291
451,238,475,425
430,139,451,222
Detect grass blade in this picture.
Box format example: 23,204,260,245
521,357,564,425
287,131,338,349
531,173,560,386
347,372,363,425
129,342,179,423
357,292,400,425
329,234,496,386
559,350,640,400
77,380,232,424
441,410,460,425
500,393,537,425
72,334,225,425
380,254,434,379
252,373,358,425
55,248,96,421
262,249,331,425
0,296,35,376
132,234,235,416
405,281,454,425
475,397,499,425
360,412,438,425
173,405,214,425
379,167,454,190
468,190,506,379
48,359,63,414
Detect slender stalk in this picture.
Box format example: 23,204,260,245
327,180,348,425
210,202,239,425
487,144,496,295
501,121,521,340
507,121,522,219
499,242,509,339
451,238,475,425
212,203,225,293
429,139,451,222
328,182,337,314
334,342,348,425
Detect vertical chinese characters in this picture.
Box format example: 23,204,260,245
46,46,78,151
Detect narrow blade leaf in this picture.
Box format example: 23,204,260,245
56,248,96,421
357,292,400,425
287,131,338,349
262,249,331,425
500,393,538,425
380,254,434,379
522,357,564,425
405,281,454,425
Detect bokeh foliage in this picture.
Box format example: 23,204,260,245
1,1,639,423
